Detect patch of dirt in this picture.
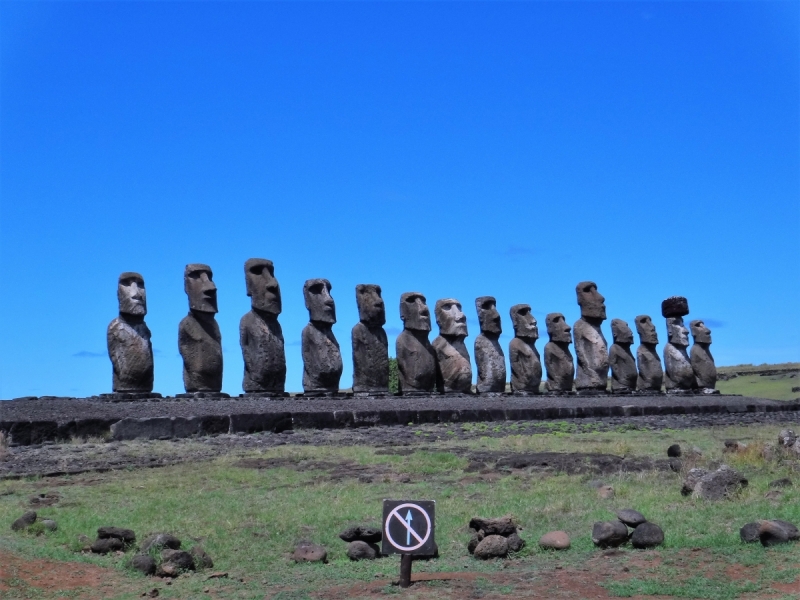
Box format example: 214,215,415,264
0,550,134,599
465,450,672,476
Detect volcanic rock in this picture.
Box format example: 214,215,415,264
473,535,509,559
630,522,664,549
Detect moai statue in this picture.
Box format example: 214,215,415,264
178,264,223,393
690,320,717,392
474,296,507,393
508,304,541,394
544,313,574,392
107,272,154,393
395,292,437,394
432,298,472,393
301,279,343,395
634,315,663,391
608,319,637,393
351,284,389,394
573,281,609,392
239,258,286,394
661,297,696,392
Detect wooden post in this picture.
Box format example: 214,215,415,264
399,554,412,588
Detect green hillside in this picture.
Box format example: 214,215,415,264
716,362,800,400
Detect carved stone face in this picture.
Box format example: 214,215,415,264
356,284,385,327
400,292,431,332
611,318,634,344
667,317,689,347
118,272,146,316
184,264,217,313
304,278,336,324
245,258,281,316
690,320,712,344
476,296,502,335
576,281,606,321
546,312,572,344
510,304,538,340
435,298,468,337
635,315,658,345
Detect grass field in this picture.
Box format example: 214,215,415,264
2,421,800,599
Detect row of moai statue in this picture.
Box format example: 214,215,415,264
107,262,717,397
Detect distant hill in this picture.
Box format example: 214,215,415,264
716,362,800,401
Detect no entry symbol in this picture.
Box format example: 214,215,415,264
382,499,436,556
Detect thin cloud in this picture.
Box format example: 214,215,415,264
73,350,106,358
503,245,538,257
696,318,725,329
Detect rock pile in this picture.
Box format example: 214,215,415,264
468,516,525,559
681,465,747,500
339,524,382,561
129,532,213,577
91,527,136,554
740,520,800,547
592,509,664,550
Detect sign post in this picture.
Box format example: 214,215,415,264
382,499,435,588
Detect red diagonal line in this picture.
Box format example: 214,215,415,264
391,510,424,544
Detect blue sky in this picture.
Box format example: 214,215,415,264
1,1,797,398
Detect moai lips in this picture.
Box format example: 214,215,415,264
352,284,389,393
432,298,472,393
239,259,286,394
107,272,154,393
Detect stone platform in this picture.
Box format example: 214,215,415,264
1,393,798,446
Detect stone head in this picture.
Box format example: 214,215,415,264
400,292,431,332
690,320,712,344
435,298,468,337
546,313,572,344
611,318,634,345
244,258,281,316
576,281,606,321
118,272,146,316
356,284,386,328
304,278,336,324
666,317,689,347
476,296,502,335
635,315,658,345
184,264,217,313
510,304,538,341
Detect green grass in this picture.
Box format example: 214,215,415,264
2,423,800,599
716,373,799,401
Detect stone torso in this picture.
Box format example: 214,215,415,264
474,334,506,393
608,343,637,392
544,341,574,392
432,336,472,393
107,317,154,392
178,312,223,392
690,343,716,389
302,323,343,393
508,338,541,393
663,344,695,391
351,322,389,392
636,344,663,391
573,318,609,391
396,330,437,393
239,310,286,393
